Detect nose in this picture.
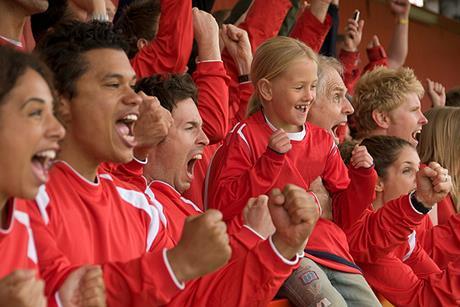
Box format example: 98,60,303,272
419,111,428,125
46,113,66,141
342,97,354,115
304,88,315,104
123,88,142,106
198,127,210,147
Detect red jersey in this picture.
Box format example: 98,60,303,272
289,10,332,53
105,161,304,306
21,161,183,306
206,111,361,273
131,0,193,77
0,199,39,277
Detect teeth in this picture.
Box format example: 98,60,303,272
122,114,138,123
192,154,203,160
35,150,56,160
295,105,307,112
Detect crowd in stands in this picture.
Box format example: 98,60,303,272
0,0,458,306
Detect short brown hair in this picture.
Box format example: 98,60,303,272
352,66,424,139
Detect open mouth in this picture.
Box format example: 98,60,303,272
31,149,57,183
115,113,138,148
295,105,308,113
186,153,203,179
411,129,422,143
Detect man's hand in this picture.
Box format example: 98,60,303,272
269,185,320,260
350,145,373,169
426,79,446,107
389,0,411,18
415,162,452,208
59,265,106,307
309,177,332,220
0,270,46,307
167,210,231,282
133,92,173,160
367,35,381,49
220,24,253,75
193,7,221,61
243,195,275,239
268,129,291,154
343,18,365,52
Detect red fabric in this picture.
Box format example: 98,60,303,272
22,161,182,306
106,162,301,306
289,10,332,53
0,200,39,277
131,0,193,77
338,49,360,94
206,111,361,273
435,194,456,226
363,45,388,74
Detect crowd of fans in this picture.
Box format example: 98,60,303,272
0,0,459,306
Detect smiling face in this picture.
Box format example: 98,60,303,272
385,92,428,146
60,48,141,168
261,56,318,133
145,98,209,194
308,67,353,142
378,145,420,205
0,68,65,202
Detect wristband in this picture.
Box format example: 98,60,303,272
398,18,409,25
238,74,250,83
409,191,430,214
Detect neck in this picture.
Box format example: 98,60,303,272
372,193,385,211
263,111,302,133
0,2,28,41
59,136,100,182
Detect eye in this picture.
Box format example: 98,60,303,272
105,83,120,88
29,109,43,118
333,94,341,102
294,85,304,90
402,167,415,174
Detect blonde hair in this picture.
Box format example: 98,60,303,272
352,66,424,139
246,36,318,117
418,107,460,210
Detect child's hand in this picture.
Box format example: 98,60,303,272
350,145,373,169
268,129,291,154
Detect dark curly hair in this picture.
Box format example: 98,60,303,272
114,0,161,59
135,73,198,112
35,21,128,99
0,46,55,108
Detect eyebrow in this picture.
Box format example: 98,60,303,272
20,97,46,109
102,73,137,82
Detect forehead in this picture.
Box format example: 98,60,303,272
393,92,421,110
279,56,318,81
3,69,52,104
172,98,201,123
80,48,136,80
394,146,420,166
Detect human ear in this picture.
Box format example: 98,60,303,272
257,78,272,101
56,96,72,126
375,177,384,192
371,110,391,129
137,38,149,51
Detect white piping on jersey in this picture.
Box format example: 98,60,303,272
180,197,203,213
402,230,417,261
58,161,101,186
35,185,50,225
99,173,168,227
203,144,222,210
237,123,250,148
14,210,38,264
263,113,306,141
116,187,161,252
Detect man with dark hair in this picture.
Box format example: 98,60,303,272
23,20,232,306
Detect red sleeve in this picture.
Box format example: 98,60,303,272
322,142,350,194
333,165,377,231
417,213,460,270
239,0,292,53
362,45,388,74
228,81,254,127
436,194,456,225
338,49,360,94
289,10,332,53
347,194,428,263
206,128,286,221
131,0,193,77
192,61,231,144
27,197,182,306
360,253,460,307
